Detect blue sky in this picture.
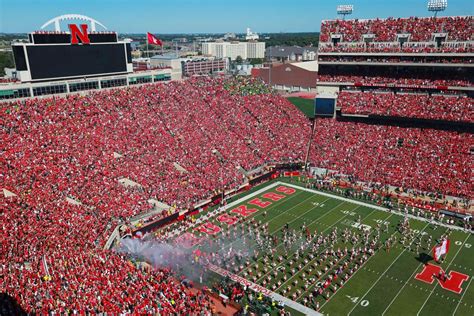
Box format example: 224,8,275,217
0,0,472,33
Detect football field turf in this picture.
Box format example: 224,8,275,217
180,179,473,315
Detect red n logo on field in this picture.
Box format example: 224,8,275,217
415,264,469,294
69,24,91,44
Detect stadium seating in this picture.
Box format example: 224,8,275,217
320,16,473,43
317,55,473,64
338,91,474,122
2,197,213,314
319,43,472,53
1,77,310,313
2,75,472,313
309,119,473,198
317,74,472,87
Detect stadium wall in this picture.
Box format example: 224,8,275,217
0,69,173,101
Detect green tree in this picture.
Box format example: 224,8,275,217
248,58,264,65
0,52,14,76
235,55,243,64
263,32,319,48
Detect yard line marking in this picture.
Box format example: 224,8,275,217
168,181,283,237
274,205,366,291
247,187,380,291
174,186,309,248
381,227,449,315
416,234,470,316
347,222,430,316
294,209,389,300
236,194,344,280
208,264,322,316
318,213,398,311
217,190,316,253
252,189,393,290
452,278,472,316
282,182,471,234
248,198,346,281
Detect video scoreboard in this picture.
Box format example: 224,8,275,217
12,25,133,82
314,96,336,117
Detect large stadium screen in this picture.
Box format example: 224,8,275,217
26,43,128,80
12,46,27,71
314,97,335,117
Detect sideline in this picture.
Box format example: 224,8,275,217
168,181,287,238
208,264,322,316
281,182,472,234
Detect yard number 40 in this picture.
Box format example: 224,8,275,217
346,295,369,307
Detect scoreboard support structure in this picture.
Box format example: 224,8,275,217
304,95,337,169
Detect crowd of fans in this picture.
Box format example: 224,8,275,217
338,91,474,122
2,73,472,313
317,74,472,88
1,77,310,313
310,119,473,198
223,76,274,96
318,55,473,65
320,16,473,43
318,42,473,53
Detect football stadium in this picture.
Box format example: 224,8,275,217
1,1,473,315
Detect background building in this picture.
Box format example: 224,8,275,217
150,54,228,77
247,41,266,59
251,60,318,92
182,58,228,76
202,41,265,60
234,63,255,76
150,54,183,80
226,42,248,60
224,32,236,40
266,46,318,61
245,28,259,40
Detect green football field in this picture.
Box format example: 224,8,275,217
174,179,473,316
286,97,315,118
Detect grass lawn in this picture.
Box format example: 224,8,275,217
287,97,315,119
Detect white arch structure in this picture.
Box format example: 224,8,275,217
41,14,107,32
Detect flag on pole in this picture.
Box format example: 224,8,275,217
147,32,163,46
40,255,51,280
433,238,450,262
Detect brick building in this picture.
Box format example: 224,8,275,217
252,61,318,92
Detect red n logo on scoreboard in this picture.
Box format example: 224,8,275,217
69,24,90,44
415,264,469,294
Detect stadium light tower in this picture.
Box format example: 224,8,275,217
337,4,354,20
427,0,447,18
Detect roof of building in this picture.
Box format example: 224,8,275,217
266,46,318,58
292,60,319,72
150,53,180,60
252,62,318,88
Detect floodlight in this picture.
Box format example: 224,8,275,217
337,5,353,20
337,5,353,15
427,0,447,17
